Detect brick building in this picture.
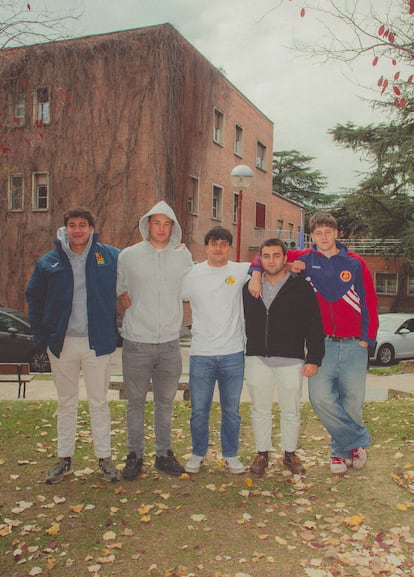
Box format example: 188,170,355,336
0,24,306,311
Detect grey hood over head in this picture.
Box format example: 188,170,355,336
138,200,182,246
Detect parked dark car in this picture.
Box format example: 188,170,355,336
369,313,414,366
0,306,51,372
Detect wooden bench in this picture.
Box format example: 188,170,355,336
0,363,34,399
109,375,190,401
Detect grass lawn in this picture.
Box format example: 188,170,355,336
1,397,413,577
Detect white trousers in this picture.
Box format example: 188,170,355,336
48,337,112,459
245,356,303,453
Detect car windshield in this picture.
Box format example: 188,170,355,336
378,316,403,332
8,310,28,323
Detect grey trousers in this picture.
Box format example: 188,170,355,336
122,338,182,457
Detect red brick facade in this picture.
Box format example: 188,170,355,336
1,24,299,310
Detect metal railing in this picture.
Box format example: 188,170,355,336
247,230,403,255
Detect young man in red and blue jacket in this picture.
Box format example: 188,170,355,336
251,212,378,474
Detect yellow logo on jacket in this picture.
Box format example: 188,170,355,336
95,252,105,265
340,270,352,282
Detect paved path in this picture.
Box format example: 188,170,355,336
1,344,413,402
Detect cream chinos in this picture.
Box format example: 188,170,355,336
48,336,112,459
245,356,303,453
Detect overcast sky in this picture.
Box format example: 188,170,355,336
25,0,398,193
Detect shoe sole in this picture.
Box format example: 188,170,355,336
45,469,73,485
122,471,140,481
224,464,246,474
154,465,185,476
101,472,120,482
330,466,347,475
185,459,204,474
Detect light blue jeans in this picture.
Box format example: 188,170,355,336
189,351,244,458
308,338,370,459
122,339,182,458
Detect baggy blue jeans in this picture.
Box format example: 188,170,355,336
122,338,182,458
308,337,371,459
189,351,245,458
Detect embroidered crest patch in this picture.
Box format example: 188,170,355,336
95,252,105,265
340,270,352,282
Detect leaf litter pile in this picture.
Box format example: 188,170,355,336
0,398,413,577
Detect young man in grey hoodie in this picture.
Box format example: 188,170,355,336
117,201,193,479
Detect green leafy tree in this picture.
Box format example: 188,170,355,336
272,149,332,211
282,0,414,260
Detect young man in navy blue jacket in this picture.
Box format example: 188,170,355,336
26,207,120,484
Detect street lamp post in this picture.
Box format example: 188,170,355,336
230,165,253,262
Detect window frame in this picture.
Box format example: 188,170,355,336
375,272,398,295
8,173,24,211
256,141,267,171
32,171,49,211
14,92,26,127
234,123,243,157
213,107,224,146
188,176,200,215
33,86,50,125
211,184,223,220
233,192,239,224
255,202,266,229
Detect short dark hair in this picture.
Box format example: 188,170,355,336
308,211,337,233
63,207,95,227
204,226,233,246
260,237,287,256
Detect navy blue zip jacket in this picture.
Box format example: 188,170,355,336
26,233,119,358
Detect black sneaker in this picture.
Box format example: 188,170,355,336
155,449,185,476
122,451,143,481
45,457,72,484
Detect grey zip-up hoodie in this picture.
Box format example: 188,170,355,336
117,201,193,343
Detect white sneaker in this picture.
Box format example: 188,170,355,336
351,447,367,469
224,456,246,474
330,456,347,475
185,454,204,474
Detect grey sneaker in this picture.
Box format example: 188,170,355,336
185,454,205,474
99,457,120,482
155,450,185,476
45,457,72,484
224,456,246,474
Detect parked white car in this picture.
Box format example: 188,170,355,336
369,313,414,366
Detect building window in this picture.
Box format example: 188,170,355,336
188,176,199,214
33,86,50,125
276,218,284,239
212,185,223,220
375,272,398,295
408,276,414,296
256,141,267,170
8,174,24,211
14,93,26,126
255,202,266,229
213,108,224,145
32,172,49,211
233,192,239,224
234,124,243,156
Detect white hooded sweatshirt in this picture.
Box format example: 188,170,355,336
117,201,193,344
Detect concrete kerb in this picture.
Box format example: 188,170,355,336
0,341,413,402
